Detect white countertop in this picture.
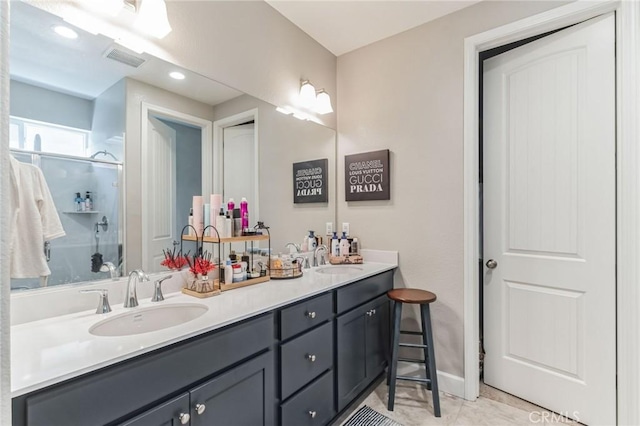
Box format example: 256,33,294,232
11,262,396,397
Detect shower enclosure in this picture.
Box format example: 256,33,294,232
10,149,122,290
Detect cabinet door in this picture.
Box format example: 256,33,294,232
119,393,190,426
336,303,368,412
189,351,275,426
365,296,390,379
336,295,390,412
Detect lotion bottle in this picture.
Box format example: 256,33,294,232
308,231,317,251
215,208,226,238
224,259,233,284
331,232,340,256
340,232,350,256
225,212,233,238
75,192,83,212
188,208,194,236
85,191,93,211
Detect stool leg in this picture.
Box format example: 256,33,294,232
421,304,440,417
387,301,403,411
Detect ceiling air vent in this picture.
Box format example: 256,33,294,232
103,47,146,68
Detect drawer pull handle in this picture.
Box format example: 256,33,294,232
195,403,206,415
307,354,317,362
179,413,190,424
307,311,316,319
366,310,373,317
309,410,317,418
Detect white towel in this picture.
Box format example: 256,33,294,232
9,156,65,278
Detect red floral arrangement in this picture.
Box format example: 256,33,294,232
186,251,216,277
161,248,189,270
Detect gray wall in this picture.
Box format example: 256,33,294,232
10,80,93,130
336,0,568,379
160,120,202,241
91,79,125,160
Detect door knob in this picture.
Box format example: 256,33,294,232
306,311,316,319
195,403,206,415
486,259,498,269
179,413,190,424
309,410,317,418
307,354,317,362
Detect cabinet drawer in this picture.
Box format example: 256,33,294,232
280,292,333,340
336,270,393,314
119,393,190,426
281,321,333,400
281,370,335,426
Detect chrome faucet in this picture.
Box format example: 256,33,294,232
285,242,301,253
100,262,119,280
313,245,328,267
152,275,173,302
124,269,149,308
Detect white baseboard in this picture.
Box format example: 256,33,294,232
396,362,466,399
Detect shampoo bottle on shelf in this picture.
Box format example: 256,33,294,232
340,232,350,256
75,192,83,212
240,197,249,232
227,198,235,213
85,191,93,211
331,232,340,256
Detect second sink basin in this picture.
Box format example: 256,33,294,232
89,303,208,337
315,266,364,275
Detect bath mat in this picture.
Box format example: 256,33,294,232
343,405,403,426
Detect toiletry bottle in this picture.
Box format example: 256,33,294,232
340,232,350,256
215,208,226,238
301,235,308,252
75,192,83,212
233,209,242,237
225,211,233,238
85,191,92,211
188,208,194,236
308,231,317,251
331,232,340,256
224,259,233,283
240,197,249,232
227,198,235,212
351,237,359,255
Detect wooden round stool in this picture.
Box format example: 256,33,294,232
386,288,440,417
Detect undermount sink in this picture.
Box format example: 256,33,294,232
89,303,208,337
315,266,364,275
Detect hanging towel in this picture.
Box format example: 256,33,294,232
9,156,65,278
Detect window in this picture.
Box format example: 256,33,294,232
10,117,89,157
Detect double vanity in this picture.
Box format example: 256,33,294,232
11,258,397,426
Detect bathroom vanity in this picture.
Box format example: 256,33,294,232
11,262,395,426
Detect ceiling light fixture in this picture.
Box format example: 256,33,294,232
169,71,185,80
135,0,172,39
299,80,317,108
315,89,333,114
52,25,79,40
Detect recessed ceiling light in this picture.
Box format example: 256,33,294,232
169,71,185,80
52,25,78,40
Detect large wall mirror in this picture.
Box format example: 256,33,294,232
9,1,336,291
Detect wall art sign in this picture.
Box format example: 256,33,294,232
345,149,390,201
293,158,328,203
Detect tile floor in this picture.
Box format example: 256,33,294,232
334,380,581,426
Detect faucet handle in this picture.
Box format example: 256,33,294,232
80,289,112,314
152,275,173,302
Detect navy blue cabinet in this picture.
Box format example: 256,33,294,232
336,294,390,412
12,270,395,426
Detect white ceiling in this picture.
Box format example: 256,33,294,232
266,0,482,56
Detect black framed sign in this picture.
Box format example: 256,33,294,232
293,158,328,203
345,149,390,201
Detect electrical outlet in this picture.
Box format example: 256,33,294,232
342,222,350,236
326,222,333,236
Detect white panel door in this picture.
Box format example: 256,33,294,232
144,116,177,273
483,14,615,425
